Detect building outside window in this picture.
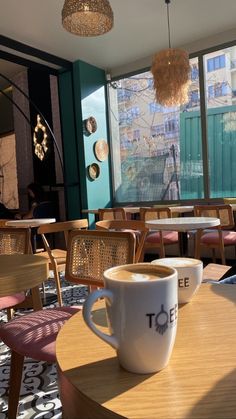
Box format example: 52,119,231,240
207,54,226,72
190,89,200,106
208,82,228,98
109,45,236,203
191,64,199,81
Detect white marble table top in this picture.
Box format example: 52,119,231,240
146,216,220,232
6,218,56,228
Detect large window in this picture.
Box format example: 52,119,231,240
109,57,203,203
109,45,236,203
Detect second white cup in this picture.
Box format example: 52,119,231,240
151,257,203,303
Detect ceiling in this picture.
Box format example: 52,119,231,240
1,0,236,79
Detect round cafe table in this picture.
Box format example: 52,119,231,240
56,284,236,419
5,218,56,228
145,216,220,256
0,254,49,310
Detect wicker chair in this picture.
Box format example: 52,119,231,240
95,219,148,262
140,207,179,258
0,227,32,320
194,204,236,264
37,219,88,306
98,207,127,220
65,229,136,287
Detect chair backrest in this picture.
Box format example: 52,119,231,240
140,207,172,221
194,204,235,229
65,229,136,287
37,219,88,257
95,219,148,263
223,198,236,204
0,227,32,254
98,207,127,220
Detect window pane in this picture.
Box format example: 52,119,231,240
204,47,236,198
109,58,203,203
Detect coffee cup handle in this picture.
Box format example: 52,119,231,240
82,288,119,350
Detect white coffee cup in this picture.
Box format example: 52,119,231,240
151,257,203,304
82,263,178,374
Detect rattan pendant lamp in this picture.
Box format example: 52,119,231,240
151,0,190,107
62,0,114,36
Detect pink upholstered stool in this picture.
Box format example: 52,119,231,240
0,305,81,418
0,293,25,310
0,293,26,321
146,230,178,244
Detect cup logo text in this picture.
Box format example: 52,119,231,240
146,303,178,335
178,277,190,288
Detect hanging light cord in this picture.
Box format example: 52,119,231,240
165,0,171,49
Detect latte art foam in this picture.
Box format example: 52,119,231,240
153,257,202,268
109,269,165,282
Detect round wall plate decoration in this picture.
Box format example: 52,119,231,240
88,163,100,180
94,139,109,161
83,116,97,136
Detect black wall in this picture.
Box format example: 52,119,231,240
28,69,56,185
0,89,14,135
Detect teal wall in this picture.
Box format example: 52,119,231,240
58,70,82,220
58,61,112,223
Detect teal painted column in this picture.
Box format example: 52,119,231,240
58,69,82,220
58,61,112,223
74,60,111,215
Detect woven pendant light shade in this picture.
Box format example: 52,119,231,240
62,0,114,37
151,0,190,107
151,48,190,107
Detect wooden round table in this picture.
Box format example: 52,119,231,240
56,284,236,419
0,254,49,310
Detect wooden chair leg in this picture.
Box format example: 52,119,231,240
139,247,145,262
159,232,165,258
6,308,14,321
194,231,201,259
53,269,63,307
217,230,226,265
159,246,165,258
8,351,25,419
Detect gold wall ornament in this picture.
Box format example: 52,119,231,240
94,139,109,161
33,114,49,161
151,0,190,107
88,162,100,180
62,0,114,37
84,116,97,136
151,48,190,107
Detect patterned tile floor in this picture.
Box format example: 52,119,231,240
0,274,88,419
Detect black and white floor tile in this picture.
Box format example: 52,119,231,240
0,274,88,419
